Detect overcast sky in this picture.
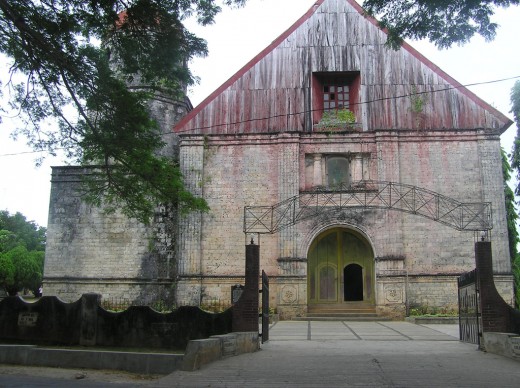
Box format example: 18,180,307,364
1,0,519,227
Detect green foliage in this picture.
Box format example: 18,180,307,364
2,245,41,295
511,81,520,183
510,80,520,307
200,299,231,313
362,0,520,49
100,297,176,312
0,254,15,290
501,148,519,260
0,210,46,252
0,211,45,295
409,85,425,114
0,0,246,223
409,305,458,317
0,230,17,253
150,299,176,313
316,108,357,130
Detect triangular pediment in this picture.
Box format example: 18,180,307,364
175,0,512,135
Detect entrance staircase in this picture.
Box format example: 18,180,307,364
296,302,389,321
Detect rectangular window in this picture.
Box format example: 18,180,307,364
326,155,350,188
312,72,360,125
303,152,370,191
323,83,350,111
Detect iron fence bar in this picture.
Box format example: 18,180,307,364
260,270,269,343
458,269,480,345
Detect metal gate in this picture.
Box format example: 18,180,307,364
458,269,481,345
260,270,269,343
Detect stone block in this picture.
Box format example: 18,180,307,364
482,333,520,361
181,338,222,371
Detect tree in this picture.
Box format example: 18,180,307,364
510,80,520,307
502,148,520,307
0,254,15,292
0,211,45,295
363,0,520,48
0,210,45,252
0,0,246,223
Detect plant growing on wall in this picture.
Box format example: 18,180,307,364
315,108,357,131
409,85,427,128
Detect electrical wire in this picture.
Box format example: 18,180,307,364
168,74,520,135
1,74,518,157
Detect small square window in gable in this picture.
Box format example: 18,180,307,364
312,72,360,125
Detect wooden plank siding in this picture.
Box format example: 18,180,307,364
174,0,512,135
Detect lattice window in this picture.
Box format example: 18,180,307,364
323,83,350,111
312,72,360,126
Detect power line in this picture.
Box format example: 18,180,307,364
1,74,518,157
167,74,520,135
0,148,66,158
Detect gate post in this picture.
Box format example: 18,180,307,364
232,240,260,333
475,240,512,333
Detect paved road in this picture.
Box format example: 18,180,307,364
155,321,520,388
0,322,519,387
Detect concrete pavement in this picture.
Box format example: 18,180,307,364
1,321,519,387
155,321,520,387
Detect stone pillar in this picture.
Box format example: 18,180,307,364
477,138,511,273
177,136,205,305
475,241,518,333
278,135,300,259
232,242,260,333
313,154,322,187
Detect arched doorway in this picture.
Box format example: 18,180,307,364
344,264,363,301
308,228,374,306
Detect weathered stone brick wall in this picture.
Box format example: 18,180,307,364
176,134,286,305
177,129,513,317
44,93,188,304
44,167,177,304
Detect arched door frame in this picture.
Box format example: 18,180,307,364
307,226,375,305
243,181,493,311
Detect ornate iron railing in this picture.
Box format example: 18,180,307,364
244,181,492,234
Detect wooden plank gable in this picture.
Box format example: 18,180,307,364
174,0,512,135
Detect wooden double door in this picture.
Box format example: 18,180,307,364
308,228,374,304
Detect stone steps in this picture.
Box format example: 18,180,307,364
299,303,389,321
293,315,390,322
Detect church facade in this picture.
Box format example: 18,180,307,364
44,0,514,319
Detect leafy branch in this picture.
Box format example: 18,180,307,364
0,0,245,223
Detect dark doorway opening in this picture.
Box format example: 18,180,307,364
344,264,363,301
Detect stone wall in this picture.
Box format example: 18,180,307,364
0,294,232,350
44,167,177,304
177,129,513,318
44,88,188,304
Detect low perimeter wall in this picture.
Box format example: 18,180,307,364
0,294,232,350
182,332,259,371
0,345,183,375
0,332,259,374
482,333,520,362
